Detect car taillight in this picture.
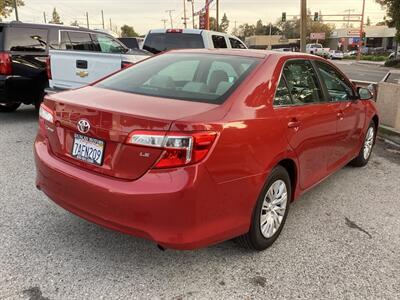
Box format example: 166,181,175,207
0,52,12,75
38,103,54,137
46,56,52,79
166,29,183,33
126,131,217,168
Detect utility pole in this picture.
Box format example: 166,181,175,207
191,0,195,28
166,10,174,28
357,0,366,61
216,0,219,31
109,18,112,30
344,9,355,27
182,0,188,28
13,0,19,21
86,12,89,29
101,10,105,29
161,19,168,29
269,23,272,50
205,0,210,30
300,0,307,52
43,11,47,23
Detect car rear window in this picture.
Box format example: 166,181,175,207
96,53,261,104
143,33,204,54
5,27,48,52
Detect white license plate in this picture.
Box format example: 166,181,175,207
71,134,105,166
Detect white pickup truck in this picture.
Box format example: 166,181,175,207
47,29,150,92
306,43,330,58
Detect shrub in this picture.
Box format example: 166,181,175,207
385,58,400,68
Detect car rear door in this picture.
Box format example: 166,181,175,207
314,60,365,169
273,59,338,190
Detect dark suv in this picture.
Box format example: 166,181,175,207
0,22,105,112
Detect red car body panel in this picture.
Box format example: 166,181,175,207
34,49,379,249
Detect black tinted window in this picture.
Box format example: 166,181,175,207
48,29,59,49
61,31,97,51
143,33,204,54
316,61,354,101
5,27,47,52
212,35,227,48
283,60,324,104
118,38,139,49
229,38,246,49
96,54,260,104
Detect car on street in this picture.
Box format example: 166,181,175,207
142,29,247,54
329,50,344,60
344,50,358,57
0,22,101,112
306,43,330,58
35,49,379,251
46,31,150,92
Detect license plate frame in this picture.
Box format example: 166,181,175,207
71,133,105,166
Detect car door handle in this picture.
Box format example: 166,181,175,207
288,120,301,129
76,60,88,69
337,111,344,120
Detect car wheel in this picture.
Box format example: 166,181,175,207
0,102,21,113
350,121,376,167
236,166,291,251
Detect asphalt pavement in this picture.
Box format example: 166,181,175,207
331,60,390,83
1,106,400,300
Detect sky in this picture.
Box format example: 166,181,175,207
4,0,387,35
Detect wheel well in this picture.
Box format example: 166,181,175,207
278,159,297,202
372,115,379,130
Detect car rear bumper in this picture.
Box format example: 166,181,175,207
34,135,248,250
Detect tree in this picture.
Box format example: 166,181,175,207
237,23,256,39
209,17,218,31
49,7,62,24
375,0,400,43
219,13,229,33
0,0,24,19
255,19,264,35
366,16,372,26
120,25,139,37
70,20,79,27
255,19,281,35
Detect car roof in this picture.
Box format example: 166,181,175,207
148,28,239,38
166,48,321,60
0,21,104,34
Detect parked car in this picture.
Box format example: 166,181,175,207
306,43,330,58
142,28,247,54
388,51,400,60
0,22,89,112
35,50,379,251
329,50,344,60
274,48,292,52
344,50,358,57
117,37,144,49
47,31,150,92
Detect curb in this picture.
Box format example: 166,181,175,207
378,125,400,148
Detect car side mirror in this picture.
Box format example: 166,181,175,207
357,87,373,100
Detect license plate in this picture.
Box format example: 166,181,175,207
71,134,105,166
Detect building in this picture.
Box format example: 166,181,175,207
245,35,300,50
327,26,396,52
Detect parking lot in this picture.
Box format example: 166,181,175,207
0,105,399,299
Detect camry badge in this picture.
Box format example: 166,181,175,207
77,119,90,134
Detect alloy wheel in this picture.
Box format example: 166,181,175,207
363,127,374,160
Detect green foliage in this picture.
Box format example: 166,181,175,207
376,0,400,42
49,7,62,24
209,17,217,31
0,0,24,19
120,25,139,37
219,13,229,33
385,58,400,67
255,19,281,36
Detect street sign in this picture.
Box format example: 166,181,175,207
310,32,325,40
347,30,360,37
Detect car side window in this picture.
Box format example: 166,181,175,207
283,60,324,104
274,76,292,106
5,27,48,52
93,34,127,54
212,35,227,48
229,38,246,49
63,31,97,51
316,61,354,101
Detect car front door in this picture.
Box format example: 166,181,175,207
274,59,338,190
314,61,365,170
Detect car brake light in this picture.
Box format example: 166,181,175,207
126,131,217,168
46,56,52,79
167,29,183,33
39,103,54,123
0,52,12,75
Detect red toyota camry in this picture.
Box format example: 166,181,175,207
35,49,379,251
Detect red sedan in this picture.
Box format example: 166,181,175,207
35,49,379,251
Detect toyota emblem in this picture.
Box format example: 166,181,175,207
77,119,90,134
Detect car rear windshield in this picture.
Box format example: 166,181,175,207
96,53,261,104
143,33,205,54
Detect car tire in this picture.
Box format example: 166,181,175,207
235,165,291,251
0,102,21,113
350,121,376,167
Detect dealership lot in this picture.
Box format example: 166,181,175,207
0,106,399,299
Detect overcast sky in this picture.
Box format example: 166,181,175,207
4,0,387,34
